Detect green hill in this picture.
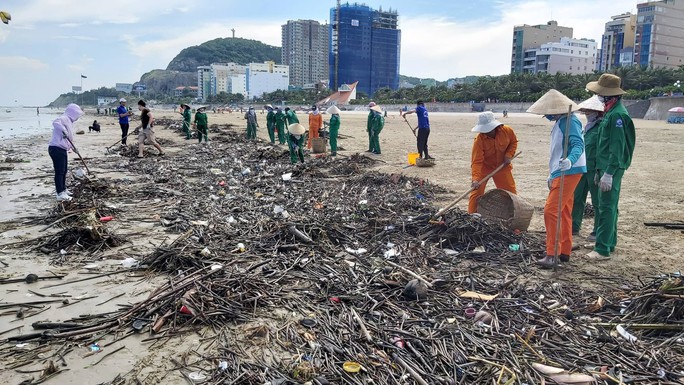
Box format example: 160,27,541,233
167,37,281,72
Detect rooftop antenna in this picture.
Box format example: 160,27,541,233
231,28,235,38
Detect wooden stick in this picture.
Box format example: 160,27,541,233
432,152,521,219
591,323,684,330
553,106,573,267
350,307,372,342
384,260,433,288
392,353,429,385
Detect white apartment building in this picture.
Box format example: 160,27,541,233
209,63,246,96
246,61,290,100
525,37,597,75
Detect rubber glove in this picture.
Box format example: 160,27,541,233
600,173,613,192
471,180,480,189
558,158,572,171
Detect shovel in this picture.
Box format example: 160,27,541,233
431,151,521,220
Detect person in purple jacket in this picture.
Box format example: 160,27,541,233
48,103,83,201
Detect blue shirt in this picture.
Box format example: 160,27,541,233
416,105,429,129
116,105,129,124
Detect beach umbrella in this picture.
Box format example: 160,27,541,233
667,107,684,113
0,11,11,24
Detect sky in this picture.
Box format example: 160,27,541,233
0,0,638,106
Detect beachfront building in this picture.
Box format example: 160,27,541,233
282,19,329,88
209,63,246,96
330,3,400,97
511,20,573,74
634,0,684,68
197,66,211,101
523,37,597,75
599,13,637,71
174,86,198,97
246,61,289,100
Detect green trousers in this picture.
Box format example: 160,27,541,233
276,124,286,144
329,128,339,154
247,123,257,140
182,121,191,139
267,123,275,144
197,125,208,143
594,169,624,256
571,171,599,234
370,131,381,154
367,130,372,151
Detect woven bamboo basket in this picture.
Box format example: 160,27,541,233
311,137,327,154
476,189,534,231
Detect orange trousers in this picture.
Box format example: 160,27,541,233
544,173,582,256
468,168,517,213
307,127,319,149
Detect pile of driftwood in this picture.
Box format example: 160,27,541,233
1,125,682,385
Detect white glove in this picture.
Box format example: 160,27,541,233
558,158,572,171
600,173,613,192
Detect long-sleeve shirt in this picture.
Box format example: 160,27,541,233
183,108,191,123
245,111,258,125
583,119,601,171
328,115,340,134
266,110,275,127
285,110,299,125
370,113,384,133
471,125,518,181
194,112,208,126
549,113,586,179
595,101,635,174
309,113,322,130
275,111,286,127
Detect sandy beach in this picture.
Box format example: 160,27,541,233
0,108,682,384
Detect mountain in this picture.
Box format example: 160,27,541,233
138,69,197,95
166,37,282,72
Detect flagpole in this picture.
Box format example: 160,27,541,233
80,75,83,106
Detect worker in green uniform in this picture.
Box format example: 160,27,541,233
369,104,384,154
326,105,341,156
585,74,636,260
265,105,276,144
571,95,604,239
366,102,376,152
245,106,258,140
181,104,192,139
193,106,209,143
275,107,286,144
284,107,299,125
288,123,306,164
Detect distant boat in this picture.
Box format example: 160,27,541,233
5,109,10,113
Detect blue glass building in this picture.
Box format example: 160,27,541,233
330,3,400,97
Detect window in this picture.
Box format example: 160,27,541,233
351,19,359,26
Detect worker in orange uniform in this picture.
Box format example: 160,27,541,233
307,105,323,149
527,90,585,268
468,111,518,213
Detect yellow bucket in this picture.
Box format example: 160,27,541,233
408,152,419,165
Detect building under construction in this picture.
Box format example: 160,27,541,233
329,3,400,97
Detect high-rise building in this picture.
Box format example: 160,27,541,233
282,20,329,89
197,66,211,101
209,63,246,96
599,13,637,71
511,20,573,73
330,3,400,97
246,61,289,100
634,0,684,68
526,37,597,75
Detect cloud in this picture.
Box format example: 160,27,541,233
54,35,98,41
399,0,634,79
0,56,49,70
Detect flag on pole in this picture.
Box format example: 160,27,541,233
81,74,87,79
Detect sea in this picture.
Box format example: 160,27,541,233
0,107,63,139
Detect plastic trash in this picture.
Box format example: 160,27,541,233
188,372,207,383
227,216,237,224
241,167,251,176
218,361,228,371
345,247,367,255
99,216,113,222
508,244,520,251
121,257,139,268
358,200,368,205
73,168,86,178
343,361,361,373
282,173,292,181
90,343,101,352
464,307,477,318
472,246,486,253
200,248,211,257
273,205,284,214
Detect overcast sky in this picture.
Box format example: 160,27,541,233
0,0,637,106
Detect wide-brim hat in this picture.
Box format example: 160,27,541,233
197,106,207,111
326,105,341,114
181,103,190,109
577,95,604,112
119,98,127,103
527,89,579,115
265,104,273,109
370,105,382,113
471,111,502,133
586,74,626,96
289,123,305,135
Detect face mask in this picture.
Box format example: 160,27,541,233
597,96,607,103
585,111,599,122
544,115,556,121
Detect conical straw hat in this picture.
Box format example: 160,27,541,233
326,105,341,114
289,123,305,135
527,89,579,115
577,95,604,112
